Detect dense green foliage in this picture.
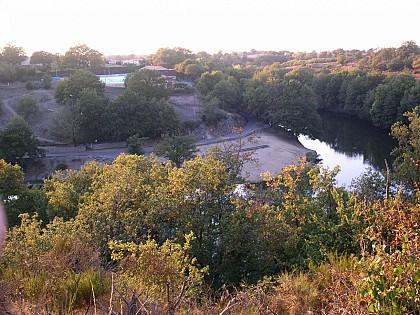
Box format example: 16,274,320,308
154,133,197,167
54,70,105,105
49,69,179,143
1,131,418,313
125,69,169,100
0,160,48,226
391,106,420,191
1,42,419,314
0,117,44,164
2,41,419,137
62,44,104,69
152,47,194,69
16,95,39,121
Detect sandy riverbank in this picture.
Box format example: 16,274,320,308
197,128,315,182
23,128,314,183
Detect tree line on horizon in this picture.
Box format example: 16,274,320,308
1,41,420,164
1,40,420,78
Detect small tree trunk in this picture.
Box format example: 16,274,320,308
385,159,390,200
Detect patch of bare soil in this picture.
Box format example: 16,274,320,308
197,128,315,182
0,82,60,142
169,93,203,122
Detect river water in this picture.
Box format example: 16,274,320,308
298,111,397,187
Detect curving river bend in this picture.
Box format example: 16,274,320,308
298,111,397,187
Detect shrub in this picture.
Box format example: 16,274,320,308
126,134,145,155
16,96,39,121
0,215,107,313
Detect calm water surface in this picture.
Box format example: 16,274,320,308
298,111,397,187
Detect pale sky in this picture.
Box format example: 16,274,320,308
1,0,419,56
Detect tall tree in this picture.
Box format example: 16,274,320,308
0,117,44,163
391,106,420,192
109,92,179,140
0,62,17,82
16,96,39,121
54,69,105,104
77,88,109,142
209,77,242,112
155,134,197,167
1,44,26,65
30,51,54,70
369,74,416,129
245,78,320,137
125,69,169,100
63,44,104,69
49,98,82,145
196,71,224,96
152,47,194,69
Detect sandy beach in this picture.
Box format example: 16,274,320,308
197,128,315,182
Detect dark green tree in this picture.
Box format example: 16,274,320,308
125,69,169,100
77,88,109,142
370,74,416,129
63,44,104,69
41,73,52,89
209,77,242,112
285,80,320,137
49,98,82,145
0,62,17,82
16,96,39,121
154,134,197,167
54,70,105,105
245,78,320,137
203,97,228,125
127,134,145,155
30,51,54,70
1,44,26,65
109,92,179,140
196,71,224,96
0,117,45,164
152,47,194,69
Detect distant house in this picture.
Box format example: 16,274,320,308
142,65,177,88
122,59,141,66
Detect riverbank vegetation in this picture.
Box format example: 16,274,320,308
0,42,419,314
2,42,420,146
0,107,419,314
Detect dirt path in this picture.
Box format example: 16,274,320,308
1,87,53,117
1,85,58,141
2,97,17,117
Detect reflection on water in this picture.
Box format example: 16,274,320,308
298,111,397,186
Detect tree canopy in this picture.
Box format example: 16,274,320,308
1,44,26,65
154,134,197,167
125,69,169,100
30,51,55,70
16,96,39,121
152,47,194,69
0,117,44,164
54,69,105,104
391,106,420,191
63,44,104,69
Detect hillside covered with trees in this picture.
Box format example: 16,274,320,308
0,42,419,314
